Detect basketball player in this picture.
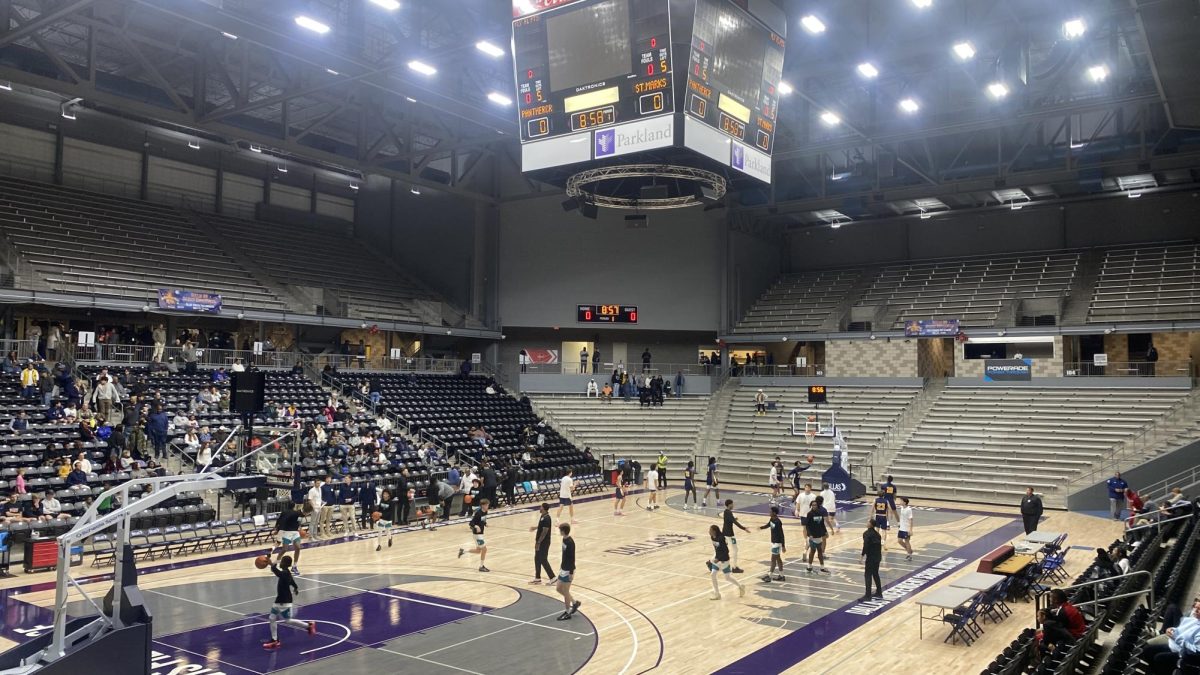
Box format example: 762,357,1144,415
530,503,555,584
645,465,660,510
897,496,914,561
374,488,396,552
707,525,746,600
261,555,315,650
872,489,890,550
682,460,698,509
702,456,720,508
556,523,581,620
556,469,576,523
804,497,831,574
269,502,304,575
722,499,749,573
768,457,783,505
458,498,490,572
882,475,899,521
788,458,812,502
759,506,786,582
820,482,840,534
795,483,816,521
613,477,627,516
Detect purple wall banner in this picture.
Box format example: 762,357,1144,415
158,289,222,313
903,319,960,337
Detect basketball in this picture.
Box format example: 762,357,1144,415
254,555,269,570
371,511,382,522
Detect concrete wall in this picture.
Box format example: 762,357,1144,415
728,229,782,329
917,337,955,378
788,191,1200,271
955,336,1064,378
825,339,918,377
497,195,723,331
1067,439,1200,511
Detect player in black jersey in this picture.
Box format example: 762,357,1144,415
556,523,581,620
268,502,304,575
872,489,890,551
758,506,786,582
706,525,745,600
722,499,750,573
261,556,315,650
681,461,698,510
803,497,832,574
374,488,397,552
530,503,555,584
457,498,490,572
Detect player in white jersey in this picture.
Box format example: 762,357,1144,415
794,483,816,521
819,483,840,534
896,497,914,561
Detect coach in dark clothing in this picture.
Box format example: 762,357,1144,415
396,469,410,524
1020,487,1044,535
481,463,498,505
358,480,377,529
860,520,883,601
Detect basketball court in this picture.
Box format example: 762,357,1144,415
0,486,1121,674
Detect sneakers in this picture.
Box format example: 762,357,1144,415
806,566,813,573
760,575,772,582
709,593,721,600
291,566,300,576
479,566,490,572
307,622,316,636
457,548,465,559
873,593,884,599
262,640,281,650
732,567,744,574
556,612,572,621
773,575,785,581
702,500,707,507
529,579,542,584
376,544,382,552
858,596,873,603
388,539,393,547
905,555,912,561
569,600,581,615
820,568,831,574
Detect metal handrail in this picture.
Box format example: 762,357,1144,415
1063,360,1193,378
1124,512,1193,534
1136,465,1200,508
1034,569,1153,618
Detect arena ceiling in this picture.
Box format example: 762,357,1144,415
1,0,1199,226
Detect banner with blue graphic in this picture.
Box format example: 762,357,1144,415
821,464,864,502
903,319,960,337
984,358,1032,382
158,289,222,314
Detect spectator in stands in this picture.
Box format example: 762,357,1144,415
66,462,89,489
1125,486,1146,525
150,324,166,362
674,370,684,398
37,366,53,409
13,467,27,495
27,322,42,358
592,347,600,374
519,349,529,373
641,348,652,372
579,346,588,374
93,376,116,422
19,361,39,399
181,340,198,374
1,351,18,375
1020,487,1044,534
46,401,64,421
1037,588,1086,657
586,379,598,397
600,382,613,402
54,366,79,407
146,404,169,459
459,357,472,378
1144,341,1158,377
1140,597,1200,674
1107,471,1129,520
43,492,65,520
8,411,29,434
211,367,229,384
755,389,767,415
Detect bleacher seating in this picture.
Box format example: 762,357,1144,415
1087,242,1200,323
330,373,602,491
199,212,440,324
888,387,1189,505
733,269,859,333
531,394,708,470
858,251,1079,329
717,385,922,485
0,175,288,311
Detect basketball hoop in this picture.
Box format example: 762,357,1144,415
566,164,726,210
805,415,817,445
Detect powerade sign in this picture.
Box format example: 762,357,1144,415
984,358,1032,382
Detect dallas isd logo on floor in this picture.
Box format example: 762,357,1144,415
605,533,694,556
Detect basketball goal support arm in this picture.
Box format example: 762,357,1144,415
42,428,294,666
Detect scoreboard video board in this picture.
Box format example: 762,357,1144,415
682,0,785,182
513,0,676,171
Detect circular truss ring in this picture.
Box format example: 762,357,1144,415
565,164,726,210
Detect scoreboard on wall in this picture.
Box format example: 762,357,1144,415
511,0,786,183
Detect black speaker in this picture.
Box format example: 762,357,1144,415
230,372,266,414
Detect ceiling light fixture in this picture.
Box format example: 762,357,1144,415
778,81,793,95
294,15,331,34
857,62,879,79
1062,18,1086,39
249,144,262,153
952,41,976,61
188,140,200,150
220,32,238,40
475,41,505,58
410,186,421,195
349,183,359,191
819,111,841,126
368,0,400,10
986,81,1009,99
487,91,513,106
1087,64,1109,82
277,165,288,173
407,60,437,76
911,0,933,7
898,98,919,113
800,15,826,34
0,81,11,91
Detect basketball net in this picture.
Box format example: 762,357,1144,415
805,415,817,445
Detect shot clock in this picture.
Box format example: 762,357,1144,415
807,385,827,404
577,304,638,324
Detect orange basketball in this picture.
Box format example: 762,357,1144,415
806,455,815,464
371,511,382,522
254,555,270,570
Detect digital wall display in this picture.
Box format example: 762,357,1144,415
513,0,675,162
807,385,827,404
577,304,638,323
